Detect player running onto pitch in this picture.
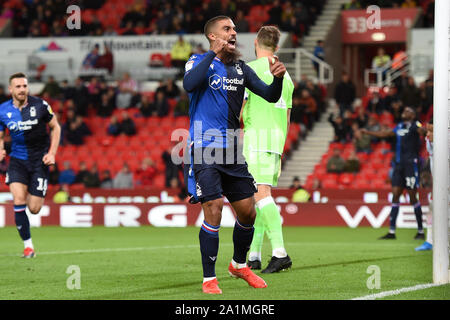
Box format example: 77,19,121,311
241,26,293,273
183,16,286,294
0,73,61,258
361,107,426,240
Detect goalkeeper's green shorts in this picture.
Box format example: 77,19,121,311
244,149,282,187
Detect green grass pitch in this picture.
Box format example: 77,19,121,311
0,226,448,300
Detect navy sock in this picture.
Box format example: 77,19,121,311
413,202,424,232
232,219,254,264
199,221,220,278
14,205,30,241
389,203,400,232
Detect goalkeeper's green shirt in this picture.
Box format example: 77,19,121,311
243,56,294,155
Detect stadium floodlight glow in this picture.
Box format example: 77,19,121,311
432,0,450,285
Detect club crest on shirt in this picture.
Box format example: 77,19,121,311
6,112,11,118
30,106,36,117
235,64,243,75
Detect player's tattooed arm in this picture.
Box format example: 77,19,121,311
0,131,5,162
42,116,61,165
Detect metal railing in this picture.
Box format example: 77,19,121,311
364,53,410,88
278,48,334,84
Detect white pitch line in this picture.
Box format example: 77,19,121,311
0,244,203,257
351,283,446,300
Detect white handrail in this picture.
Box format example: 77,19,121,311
277,48,334,84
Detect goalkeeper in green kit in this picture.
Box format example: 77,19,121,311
241,26,293,273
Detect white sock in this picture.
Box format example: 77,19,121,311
273,247,287,258
248,252,261,262
203,276,216,283
24,238,33,249
231,259,247,269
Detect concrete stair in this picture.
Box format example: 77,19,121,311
278,100,339,187
300,0,349,80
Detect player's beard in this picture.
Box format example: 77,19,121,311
222,48,242,64
13,93,27,105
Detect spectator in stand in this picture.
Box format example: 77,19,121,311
371,47,391,78
119,112,137,136
100,170,113,189
400,76,420,109
292,183,311,203
95,44,114,75
65,114,91,145
401,0,417,8
334,72,356,116
344,150,360,173
75,161,89,184
326,148,346,173
353,123,372,154
113,163,134,189
289,176,302,189
158,78,181,99
53,184,70,204
393,71,409,94
59,161,76,185
312,40,325,77
48,163,60,186
135,158,157,187
139,94,155,117
418,77,433,116
267,0,282,26
81,44,100,70
39,75,61,99
355,106,369,129
234,10,249,32
72,77,89,116
87,76,101,108
121,21,137,35
342,0,362,10
390,99,404,124
103,25,118,36
366,115,381,143
152,91,170,117
171,35,192,77
298,89,317,131
0,85,9,104
328,113,350,143
162,148,182,188
366,91,385,115
382,86,399,111
84,164,101,188
174,91,189,117
107,115,121,136
116,72,140,109
98,91,115,118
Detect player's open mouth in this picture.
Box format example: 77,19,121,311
227,39,236,49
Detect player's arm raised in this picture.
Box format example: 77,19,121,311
243,58,285,103
360,128,395,138
42,116,61,166
183,42,226,92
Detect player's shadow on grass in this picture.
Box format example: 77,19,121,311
289,254,416,272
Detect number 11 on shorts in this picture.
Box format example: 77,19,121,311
37,178,48,196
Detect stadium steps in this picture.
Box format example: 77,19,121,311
299,0,349,80
278,100,338,187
